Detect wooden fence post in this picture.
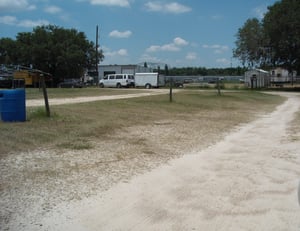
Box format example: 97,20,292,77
169,77,173,102
40,74,50,117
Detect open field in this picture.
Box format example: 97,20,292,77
1,89,298,230
0,89,283,155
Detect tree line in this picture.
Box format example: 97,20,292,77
0,25,103,84
233,0,300,73
154,66,247,76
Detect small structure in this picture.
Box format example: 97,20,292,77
270,67,297,84
244,69,270,88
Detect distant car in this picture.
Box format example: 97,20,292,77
174,81,184,88
58,79,83,88
183,78,193,83
99,74,135,88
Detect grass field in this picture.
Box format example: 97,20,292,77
0,89,285,156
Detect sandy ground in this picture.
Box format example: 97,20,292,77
1,91,300,230
26,89,170,107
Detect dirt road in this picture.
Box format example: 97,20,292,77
31,92,300,231
26,89,170,107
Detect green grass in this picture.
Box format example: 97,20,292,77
0,90,284,156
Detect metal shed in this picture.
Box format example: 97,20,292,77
244,69,270,88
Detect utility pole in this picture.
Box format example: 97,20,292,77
95,25,99,86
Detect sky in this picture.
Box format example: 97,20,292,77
0,0,278,68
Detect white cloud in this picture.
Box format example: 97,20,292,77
0,15,49,27
0,15,18,25
161,43,180,51
174,37,188,46
109,30,132,38
18,19,49,27
146,37,188,52
140,53,162,63
0,0,36,12
105,48,128,57
44,5,62,14
88,0,130,7
202,44,229,54
216,58,230,65
186,52,197,60
145,2,191,14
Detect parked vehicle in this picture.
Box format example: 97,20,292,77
99,74,134,88
58,79,83,88
134,72,165,88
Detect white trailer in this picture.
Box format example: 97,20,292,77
134,72,165,88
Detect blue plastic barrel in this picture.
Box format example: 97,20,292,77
0,89,26,122
0,91,3,121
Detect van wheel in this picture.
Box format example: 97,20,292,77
116,83,121,88
145,83,151,89
99,83,104,88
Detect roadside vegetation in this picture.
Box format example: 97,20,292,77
0,89,284,156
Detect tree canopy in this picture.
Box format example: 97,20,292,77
0,25,103,82
233,0,300,72
263,0,300,72
155,66,246,76
233,18,266,68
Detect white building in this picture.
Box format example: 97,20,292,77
98,65,152,79
270,67,297,84
244,69,270,88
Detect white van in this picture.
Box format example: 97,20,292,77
99,74,135,88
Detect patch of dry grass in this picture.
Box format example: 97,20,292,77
0,90,284,156
0,90,287,230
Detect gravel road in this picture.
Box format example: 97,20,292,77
26,89,171,107
32,92,300,231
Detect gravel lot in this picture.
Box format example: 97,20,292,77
1,91,299,231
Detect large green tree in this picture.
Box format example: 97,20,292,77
233,0,300,72
263,0,300,72
0,25,104,82
233,18,266,68
0,38,19,64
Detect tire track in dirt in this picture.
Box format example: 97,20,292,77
26,90,171,107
